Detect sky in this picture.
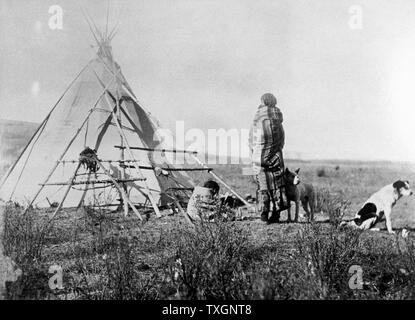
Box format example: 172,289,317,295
1,0,415,162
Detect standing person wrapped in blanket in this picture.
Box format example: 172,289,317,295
249,93,288,224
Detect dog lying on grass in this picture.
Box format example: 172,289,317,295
340,180,413,234
283,168,316,222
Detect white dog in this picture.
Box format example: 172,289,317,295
341,180,412,234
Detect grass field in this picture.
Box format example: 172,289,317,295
1,119,415,299
215,159,415,227
2,158,415,300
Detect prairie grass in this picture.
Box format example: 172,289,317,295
1,159,415,300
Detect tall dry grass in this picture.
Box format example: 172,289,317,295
2,198,415,300
2,205,56,299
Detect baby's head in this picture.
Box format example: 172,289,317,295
203,180,220,197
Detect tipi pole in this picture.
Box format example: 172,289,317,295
117,105,129,216
175,199,194,226
23,76,118,213
8,121,47,199
93,55,172,161
82,8,104,43
76,171,91,209
190,154,251,207
95,160,143,220
114,145,197,155
104,96,162,218
114,67,128,215
90,69,162,218
49,162,82,219
0,62,90,191
170,194,194,225
160,191,193,226
93,55,160,127
105,0,110,39
95,57,248,210
91,53,155,120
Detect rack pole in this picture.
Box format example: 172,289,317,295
190,154,251,207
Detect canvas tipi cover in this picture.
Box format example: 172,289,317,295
0,39,195,210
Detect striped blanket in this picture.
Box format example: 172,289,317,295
249,105,285,191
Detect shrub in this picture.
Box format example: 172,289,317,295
395,237,415,299
243,255,292,299
83,206,114,254
314,188,350,226
242,240,310,300
2,205,56,299
293,223,362,299
71,235,160,300
102,237,159,300
3,205,53,264
4,192,415,301
314,187,331,214
160,219,252,300
316,168,328,178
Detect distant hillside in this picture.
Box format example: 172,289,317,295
0,119,39,175
0,118,410,179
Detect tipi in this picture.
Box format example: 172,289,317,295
0,18,248,220
0,27,199,218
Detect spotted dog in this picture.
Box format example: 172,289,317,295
283,168,316,222
342,180,413,234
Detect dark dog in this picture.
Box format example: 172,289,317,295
283,168,316,222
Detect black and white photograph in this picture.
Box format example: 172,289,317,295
1,0,415,309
